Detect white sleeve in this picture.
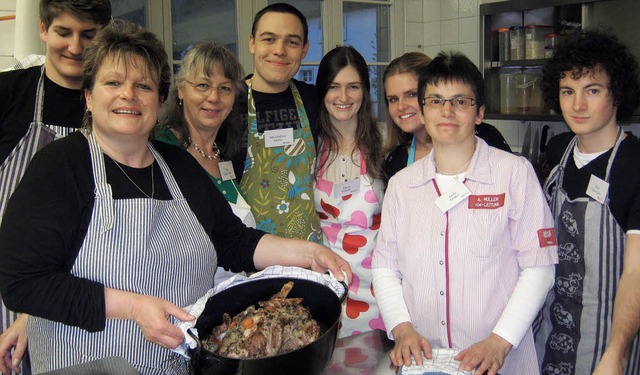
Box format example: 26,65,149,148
372,267,411,340
492,265,555,347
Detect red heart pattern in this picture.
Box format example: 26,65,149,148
320,198,340,218
370,212,381,230
344,348,368,366
343,233,367,254
346,296,370,319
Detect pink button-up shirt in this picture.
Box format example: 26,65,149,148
372,139,558,374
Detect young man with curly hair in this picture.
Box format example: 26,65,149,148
534,29,640,375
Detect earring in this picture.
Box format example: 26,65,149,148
179,99,183,106
86,109,92,117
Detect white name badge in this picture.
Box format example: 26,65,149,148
586,174,609,204
334,178,360,197
435,181,471,213
218,160,236,181
264,128,294,148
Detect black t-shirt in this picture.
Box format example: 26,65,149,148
0,132,264,332
237,77,320,149
0,66,84,164
546,131,640,232
383,122,512,182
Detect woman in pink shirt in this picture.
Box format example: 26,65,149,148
372,52,558,375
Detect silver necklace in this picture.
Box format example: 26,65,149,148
189,138,220,160
113,159,155,199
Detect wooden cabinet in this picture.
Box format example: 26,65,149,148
479,0,596,121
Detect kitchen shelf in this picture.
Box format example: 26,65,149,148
479,0,593,119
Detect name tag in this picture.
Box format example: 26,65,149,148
218,160,236,181
334,178,360,197
264,128,294,148
435,181,471,213
468,194,505,209
586,174,609,204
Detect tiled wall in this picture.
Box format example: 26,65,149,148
0,0,16,70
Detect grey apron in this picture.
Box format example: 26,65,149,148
0,66,75,374
27,132,217,374
535,129,640,374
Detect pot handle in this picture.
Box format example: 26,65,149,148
338,280,348,303
187,329,202,355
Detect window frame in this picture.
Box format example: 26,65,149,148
145,0,404,73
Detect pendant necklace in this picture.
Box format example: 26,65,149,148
113,159,155,199
189,137,220,160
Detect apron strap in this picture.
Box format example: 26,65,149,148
33,66,46,124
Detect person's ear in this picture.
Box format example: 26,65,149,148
249,35,256,55
301,40,310,59
84,89,92,112
39,21,48,42
475,104,485,125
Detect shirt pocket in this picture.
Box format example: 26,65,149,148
464,207,508,259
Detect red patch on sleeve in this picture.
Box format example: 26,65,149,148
468,194,505,209
537,228,557,247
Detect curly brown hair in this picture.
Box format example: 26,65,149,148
541,29,640,121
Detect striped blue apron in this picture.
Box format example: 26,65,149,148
535,129,640,374
0,66,75,375
27,132,217,374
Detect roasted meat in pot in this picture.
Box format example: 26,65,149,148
202,281,321,358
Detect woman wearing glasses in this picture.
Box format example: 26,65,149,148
157,43,254,284
372,52,557,375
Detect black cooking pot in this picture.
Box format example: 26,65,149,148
189,276,347,375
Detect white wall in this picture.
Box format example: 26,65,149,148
0,0,16,70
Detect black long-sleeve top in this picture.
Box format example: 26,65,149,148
0,131,265,332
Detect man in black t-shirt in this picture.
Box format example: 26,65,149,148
0,2,111,374
237,3,322,243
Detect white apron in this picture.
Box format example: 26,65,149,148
535,129,640,374
27,133,217,374
314,147,384,338
0,67,75,375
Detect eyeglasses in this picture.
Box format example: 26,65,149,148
422,96,476,110
185,80,235,97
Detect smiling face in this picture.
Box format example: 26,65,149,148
385,72,427,138
178,66,235,138
85,54,162,141
559,68,618,147
420,80,484,147
40,12,101,89
323,65,363,126
249,11,309,93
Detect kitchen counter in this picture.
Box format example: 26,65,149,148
321,329,397,374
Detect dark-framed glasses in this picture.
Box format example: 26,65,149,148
422,96,476,110
185,80,235,97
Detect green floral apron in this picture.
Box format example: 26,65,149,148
240,79,321,243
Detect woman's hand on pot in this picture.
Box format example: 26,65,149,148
105,288,194,349
0,314,28,374
309,243,353,284
390,322,432,367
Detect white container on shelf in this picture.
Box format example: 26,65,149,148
525,25,553,60
499,68,519,114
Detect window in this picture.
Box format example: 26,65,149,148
124,0,400,119
299,68,314,84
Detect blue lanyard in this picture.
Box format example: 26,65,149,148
407,136,417,166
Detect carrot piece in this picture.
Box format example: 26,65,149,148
229,321,237,328
242,317,254,329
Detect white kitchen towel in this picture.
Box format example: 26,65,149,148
398,349,473,375
173,265,347,358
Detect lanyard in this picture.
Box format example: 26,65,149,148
407,136,417,166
